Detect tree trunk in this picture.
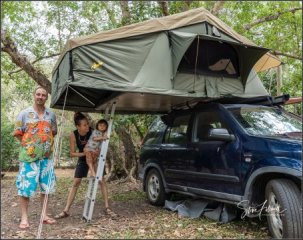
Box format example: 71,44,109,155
181,1,192,12
115,126,138,182
211,1,225,16
103,2,118,27
131,119,144,140
158,1,169,16
105,144,118,181
1,30,52,93
119,1,131,25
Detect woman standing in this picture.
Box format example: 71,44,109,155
54,112,116,219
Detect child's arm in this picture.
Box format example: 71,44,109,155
93,135,108,141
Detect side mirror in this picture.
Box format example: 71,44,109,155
209,128,235,141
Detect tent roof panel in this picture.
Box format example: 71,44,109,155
53,7,280,74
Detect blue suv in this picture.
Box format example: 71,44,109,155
139,101,302,239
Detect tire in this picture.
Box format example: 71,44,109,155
145,169,167,206
265,179,302,239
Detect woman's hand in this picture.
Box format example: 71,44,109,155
70,132,87,158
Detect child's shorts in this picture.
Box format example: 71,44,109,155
16,158,56,198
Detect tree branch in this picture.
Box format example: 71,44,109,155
181,1,193,12
1,30,52,93
7,53,60,76
211,1,225,16
32,53,61,65
102,2,117,27
244,7,302,30
119,1,131,25
158,1,169,16
130,118,144,140
271,50,302,61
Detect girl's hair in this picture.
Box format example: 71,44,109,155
96,119,108,130
74,112,87,126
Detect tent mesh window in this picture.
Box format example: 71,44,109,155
178,39,239,78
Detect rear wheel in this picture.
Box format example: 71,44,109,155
145,169,167,206
265,179,302,239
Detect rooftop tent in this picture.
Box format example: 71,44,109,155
51,7,281,113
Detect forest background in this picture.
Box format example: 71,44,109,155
1,1,302,181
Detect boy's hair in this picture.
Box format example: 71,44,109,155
96,119,108,130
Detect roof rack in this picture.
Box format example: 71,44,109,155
171,94,290,111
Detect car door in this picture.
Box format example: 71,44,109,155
161,113,192,190
187,108,242,198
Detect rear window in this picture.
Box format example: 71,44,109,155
142,117,167,145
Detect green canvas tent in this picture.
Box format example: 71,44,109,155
51,7,281,113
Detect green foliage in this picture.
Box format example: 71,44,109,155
220,1,302,98
113,114,157,144
1,115,19,170
129,1,162,23
56,135,74,166
1,1,35,24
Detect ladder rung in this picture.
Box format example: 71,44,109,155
82,101,116,222
85,197,95,201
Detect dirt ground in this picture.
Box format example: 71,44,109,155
1,169,150,239
1,169,269,239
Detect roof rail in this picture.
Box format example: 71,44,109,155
171,94,290,111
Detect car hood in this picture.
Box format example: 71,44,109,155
254,136,302,162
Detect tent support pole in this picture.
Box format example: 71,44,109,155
69,85,96,107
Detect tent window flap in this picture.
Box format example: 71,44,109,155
178,39,239,78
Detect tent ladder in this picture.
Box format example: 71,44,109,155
82,101,116,222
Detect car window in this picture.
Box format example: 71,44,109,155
194,111,228,142
164,115,190,144
229,106,302,138
143,117,167,145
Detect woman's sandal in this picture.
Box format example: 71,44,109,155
104,208,118,218
54,211,70,219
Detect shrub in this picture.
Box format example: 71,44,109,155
1,118,19,170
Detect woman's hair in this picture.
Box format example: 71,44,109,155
74,112,87,126
96,119,108,130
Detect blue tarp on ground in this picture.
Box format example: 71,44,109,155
164,199,237,223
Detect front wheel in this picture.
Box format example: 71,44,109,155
145,169,167,206
265,179,302,239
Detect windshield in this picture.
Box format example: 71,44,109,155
229,106,302,139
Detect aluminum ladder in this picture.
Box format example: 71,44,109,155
82,102,116,222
